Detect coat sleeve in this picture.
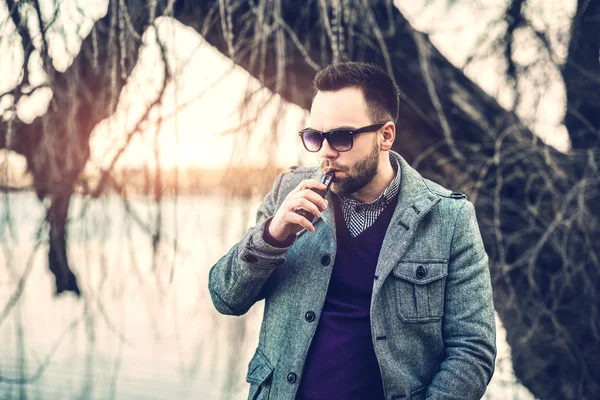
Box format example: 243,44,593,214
426,201,497,399
208,172,295,316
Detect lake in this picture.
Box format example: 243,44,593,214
0,192,535,399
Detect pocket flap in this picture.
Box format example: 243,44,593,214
246,348,274,385
393,261,448,284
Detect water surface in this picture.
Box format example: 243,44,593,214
0,192,533,399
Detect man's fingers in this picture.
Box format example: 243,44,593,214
294,198,323,218
276,177,330,235
291,179,309,193
289,211,316,233
300,189,329,210
292,179,328,193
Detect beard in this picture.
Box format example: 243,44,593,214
330,140,380,196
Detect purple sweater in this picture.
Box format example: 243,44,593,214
296,194,398,400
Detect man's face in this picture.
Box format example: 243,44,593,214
309,87,381,196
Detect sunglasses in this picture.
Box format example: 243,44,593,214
298,122,387,152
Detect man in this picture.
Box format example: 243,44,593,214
209,62,496,400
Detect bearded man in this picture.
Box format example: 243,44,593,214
209,61,496,400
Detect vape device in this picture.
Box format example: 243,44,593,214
296,171,335,222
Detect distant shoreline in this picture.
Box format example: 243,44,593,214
0,166,296,199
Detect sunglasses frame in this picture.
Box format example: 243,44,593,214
298,122,387,153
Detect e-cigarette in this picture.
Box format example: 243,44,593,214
296,171,335,221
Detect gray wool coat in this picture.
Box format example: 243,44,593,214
208,151,496,400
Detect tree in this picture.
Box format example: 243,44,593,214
1,0,598,398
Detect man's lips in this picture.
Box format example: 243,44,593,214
323,165,344,172
324,168,346,178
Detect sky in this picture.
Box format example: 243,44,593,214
0,0,575,177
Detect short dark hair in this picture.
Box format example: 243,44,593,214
313,62,400,123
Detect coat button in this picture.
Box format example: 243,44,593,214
287,372,297,383
305,311,315,322
416,265,427,279
321,255,331,266
243,254,258,263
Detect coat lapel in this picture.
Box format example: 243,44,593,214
371,154,440,301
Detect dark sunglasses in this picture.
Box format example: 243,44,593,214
298,122,386,152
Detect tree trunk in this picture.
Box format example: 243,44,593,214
562,0,600,157
1,0,149,296
47,191,80,295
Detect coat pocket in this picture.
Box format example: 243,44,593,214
246,348,274,400
392,261,448,323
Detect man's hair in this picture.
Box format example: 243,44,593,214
313,62,400,123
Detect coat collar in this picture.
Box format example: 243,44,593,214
311,151,440,250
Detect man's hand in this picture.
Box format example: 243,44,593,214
268,179,329,241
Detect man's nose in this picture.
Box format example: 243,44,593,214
319,138,339,159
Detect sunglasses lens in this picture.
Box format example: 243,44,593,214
302,130,323,152
328,130,353,151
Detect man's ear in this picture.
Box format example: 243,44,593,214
380,122,396,151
